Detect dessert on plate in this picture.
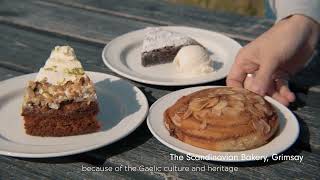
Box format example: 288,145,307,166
141,27,215,77
173,45,213,77
164,87,279,151
21,46,100,137
141,27,200,67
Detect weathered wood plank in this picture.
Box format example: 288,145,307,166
0,123,319,180
0,0,268,47
289,56,320,153
0,23,106,73
82,123,320,179
0,155,159,180
0,23,173,101
0,20,319,155
0,3,319,178
294,87,320,152
0,0,154,45
47,0,273,41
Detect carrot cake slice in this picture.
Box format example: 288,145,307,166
21,46,100,136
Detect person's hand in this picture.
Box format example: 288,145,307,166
227,14,319,106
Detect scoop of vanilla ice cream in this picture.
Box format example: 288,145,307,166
173,45,213,76
35,46,86,85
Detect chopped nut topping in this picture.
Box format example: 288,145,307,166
23,76,96,109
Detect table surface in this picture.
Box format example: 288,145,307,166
0,0,319,179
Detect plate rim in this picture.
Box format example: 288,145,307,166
0,71,149,158
102,26,242,86
147,86,300,162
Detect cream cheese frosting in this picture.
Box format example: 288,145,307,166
35,46,86,85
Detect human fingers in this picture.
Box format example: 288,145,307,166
227,54,259,88
245,59,278,96
271,91,290,106
275,79,295,103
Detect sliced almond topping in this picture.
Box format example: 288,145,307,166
255,96,265,105
232,87,249,94
222,107,241,116
199,120,207,130
176,106,188,114
206,97,219,108
247,105,263,117
231,101,244,109
215,89,235,95
224,90,236,95
189,98,209,112
212,100,228,111
208,93,217,98
182,109,192,119
172,114,182,127
252,119,271,134
229,94,245,101
212,109,222,116
249,95,265,104
211,100,227,116
255,103,273,116
193,113,203,121
254,103,265,113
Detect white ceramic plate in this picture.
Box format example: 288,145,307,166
0,72,148,158
147,86,300,162
102,26,242,86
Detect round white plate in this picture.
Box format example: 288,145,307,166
102,26,242,86
0,72,149,158
147,86,300,162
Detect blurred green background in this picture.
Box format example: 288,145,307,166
168,0,265,17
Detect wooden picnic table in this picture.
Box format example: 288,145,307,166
0,0,319,179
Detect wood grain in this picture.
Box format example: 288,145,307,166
0,0,270,46
0,0,319,179
0,155,153,180
83,122,320,179
0,24,106,72
0,18,319,153
46,0,273,41
0,123,319,179
0,0,154,45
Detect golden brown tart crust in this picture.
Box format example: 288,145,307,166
164,87,279,151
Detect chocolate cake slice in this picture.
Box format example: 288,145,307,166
21,46,100,136
141,27,200,67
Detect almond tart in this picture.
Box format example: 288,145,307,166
164,87,279,151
